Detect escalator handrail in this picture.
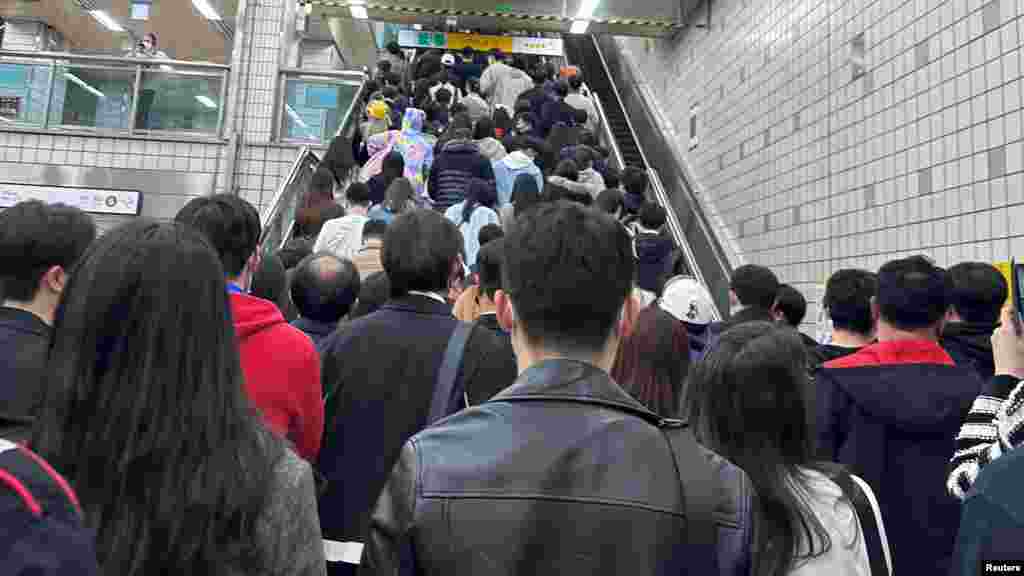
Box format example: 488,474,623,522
591,93,626,172
588,35,649,174
261,146,318,232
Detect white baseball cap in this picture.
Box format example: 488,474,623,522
659,276,716,326
441,54,456,66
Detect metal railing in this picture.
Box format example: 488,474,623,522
277,67,366,145
0,50,229,137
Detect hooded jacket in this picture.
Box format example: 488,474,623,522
474,137,507,162
0,308,50,441
633,231,678,295
428,139,495,212
479,61,533,110
493,152,543,206
363,109,434,200
942,321,998,382
815,340,983,576
230,292,323,462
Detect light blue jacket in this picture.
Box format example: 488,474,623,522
492,152,543,206
444,202,501,268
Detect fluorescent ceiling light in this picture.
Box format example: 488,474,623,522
159,64,174,72
192,0,222,21
195,95,218,109
349,4,368,19
89,10,125,32
569,20,590,34
413,23,423,30
576,0,600,19
64,73,106,99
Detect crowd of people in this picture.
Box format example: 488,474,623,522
2,44,1024,576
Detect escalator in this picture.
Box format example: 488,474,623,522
565,34,733,317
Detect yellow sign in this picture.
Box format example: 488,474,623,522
994,261,1014,307
446,33,513,54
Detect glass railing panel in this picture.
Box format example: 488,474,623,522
261,148,321,257
48,64,136,130
135,69,224,134
281,75,361,145
0,61,53,127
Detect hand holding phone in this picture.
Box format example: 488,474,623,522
993,304,1024,379
1012,259,1023,336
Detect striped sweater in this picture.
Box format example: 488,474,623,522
947,374,1024,499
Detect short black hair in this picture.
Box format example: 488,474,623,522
639,202,666,230
948,262,1008,324
362,219,388,241
0,201,96,302
730,264,780,310
478,238,504,300
291,252,360,323
478,223,504,248
824,269,878,336
382,150,405,176
378,60,392,72
773,284,807,328
435,88,452,105
595,189,624,215
502,201,634,353
350,271,390,319
568,74,584,91
553,80,570,99
573,146,594,169
278,237,314,269
345,182,371,206
474,116,496,140
877,255,951,330
174,194,260,278
603,168,621,190
621,166,648,197
572,108,588,126
383,209,463,298
250,253,287,306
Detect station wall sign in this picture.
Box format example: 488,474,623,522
0,183,142,216
397,30,563,57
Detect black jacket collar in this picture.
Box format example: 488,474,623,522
382,293,453,317
0,307,50,338
491,359,660,424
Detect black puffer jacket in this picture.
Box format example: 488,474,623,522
942,321,998,381
362,359,757,576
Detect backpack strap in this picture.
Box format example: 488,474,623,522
832,472,892,576
0,439,82,519
658,419,719,575
428,321,475,425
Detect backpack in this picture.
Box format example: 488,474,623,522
0,439,99,575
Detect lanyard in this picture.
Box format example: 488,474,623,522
227,282,246,295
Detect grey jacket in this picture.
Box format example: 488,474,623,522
259,448,326,576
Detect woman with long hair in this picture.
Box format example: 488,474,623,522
472,116,507,161
368,177,415,224
443,178,500,268
686,322,874,576
610,304,690,417
32,221,326,576
499,172,542,234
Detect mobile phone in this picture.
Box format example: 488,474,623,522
1012,258,1023,335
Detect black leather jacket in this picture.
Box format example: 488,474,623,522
361,359,756,576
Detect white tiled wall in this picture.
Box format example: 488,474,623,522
618,0,1024,331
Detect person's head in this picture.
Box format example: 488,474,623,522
383,209,464,299
568,74,584,92
467,78,481,95
377,60,392,74
308,166,336,202
386,41,402,56
686,321,829,576
573,146,594,171
349,271,390,319
462,46,474,60
514,112,534,134
621,166,649,197
278,237,314,270
366,100,390,124
174,194,261,285
441,53,456,68
595,189,624,219
611,305,690,417
250,253,287,308
382,150,405,180
435,87,452,107
477,237,504,302
363,80,380,101
32,220,282,574
384,177,415,214
361,219,387,245
478,223,504,249
473,116,496,140
604,167,621,190
771,284,807,328
876,255,952,336
322,135,357,185
0,201,95,323
530,68,547,86
297,202,344,240
554,159,579,181
291,252,360,323
512,173,542,216
544,61,557,81
497,202,636,370
553,79,570,100
660,275,717,327
947,262,1008,324
823,269,878,337
345,181,372,210
638,201,667,231
142,31,157,52
729,264,780,311
572,108,589,127
448,112,473,139
462,178,499,224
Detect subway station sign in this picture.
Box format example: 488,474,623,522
397,30,563,57
0,183,142,216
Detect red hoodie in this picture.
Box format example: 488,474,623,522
230,292,323,461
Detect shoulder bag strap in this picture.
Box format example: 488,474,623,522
659,421,719,575
428,321,474,425
832,472,892,576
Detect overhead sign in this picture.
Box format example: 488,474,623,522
397,30,563,57
0,183,142,216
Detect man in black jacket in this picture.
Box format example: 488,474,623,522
942,262,1007,381
0,201,95,442
316,209,516,575
362,201,757,576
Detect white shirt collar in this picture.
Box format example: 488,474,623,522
407,290,447,304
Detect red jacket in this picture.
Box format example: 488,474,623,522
230,292,323,461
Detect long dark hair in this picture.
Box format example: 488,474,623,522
512,173,541,217
685,322,835,576
611,305,690,417
32,220,284,575
461,178,498,224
